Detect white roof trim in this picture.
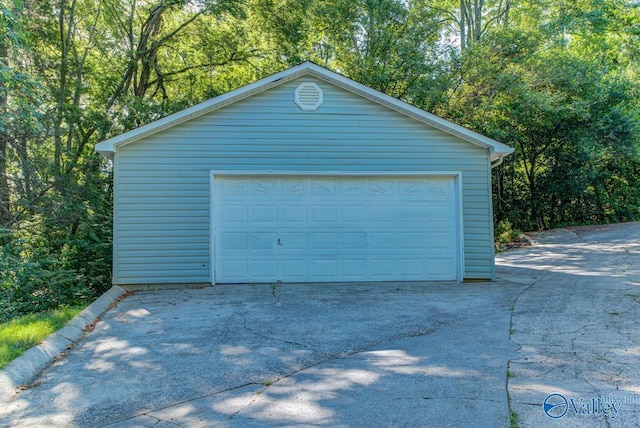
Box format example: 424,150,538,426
95,61,514,161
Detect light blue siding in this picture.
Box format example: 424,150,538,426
113,76,494,284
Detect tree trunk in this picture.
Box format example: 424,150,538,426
0,137,9,227
473,0,483,43
0,41,11,227
53,0,69,179
503,0,510,28
460,0,466,51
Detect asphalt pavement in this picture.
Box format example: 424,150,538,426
0,222,639,427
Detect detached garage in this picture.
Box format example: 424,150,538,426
95,62,513,286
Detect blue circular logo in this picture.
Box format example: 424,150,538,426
543,393,568,418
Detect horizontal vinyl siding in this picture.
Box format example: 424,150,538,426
113,77,493,284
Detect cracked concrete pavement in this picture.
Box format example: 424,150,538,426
501,222,640,427
1,222,639,427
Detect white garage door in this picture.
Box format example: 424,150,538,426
213,175,460,283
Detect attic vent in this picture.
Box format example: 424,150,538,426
294,82,323,111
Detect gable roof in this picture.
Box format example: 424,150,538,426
95,61,514,161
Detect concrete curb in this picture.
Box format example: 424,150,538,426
0,285,127,404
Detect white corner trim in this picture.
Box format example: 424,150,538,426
456,172,465,282
209,172,216,285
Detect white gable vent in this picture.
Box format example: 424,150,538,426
294,82,323,111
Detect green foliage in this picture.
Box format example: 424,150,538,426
0,304,83,368
0,163,112,322
0,211,110,322
0,0,639,322
510,410,519,428
444,15,640,230
495,220,522,244
312,0,448,100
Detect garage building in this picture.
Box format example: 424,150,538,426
95,62,513,285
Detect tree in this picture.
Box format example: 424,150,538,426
430,0,512,51
442,1,640,229
0,0,41,227
1,0,258,319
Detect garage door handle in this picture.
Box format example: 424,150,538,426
277,238,283,246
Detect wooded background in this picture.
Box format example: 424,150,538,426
1,0,639,318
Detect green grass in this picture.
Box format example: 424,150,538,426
0,305,84,369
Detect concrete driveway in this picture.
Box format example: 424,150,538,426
1,222,639,427
504,222,640,427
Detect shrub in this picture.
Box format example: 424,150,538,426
495,219,522,244
0,215,110,323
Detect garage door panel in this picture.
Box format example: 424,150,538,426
397,232,423,249
311,205,336,222
214,175,459,283
221,180,247,195
340,205,366,222
369,205,394,223
343,181,365,195
312,259,337,277
312,180,336,195
398,259,425,276
252,260,277,279
219,260,248,279
427,231,455,249
283,180,306,195
220,232,247,250
280,232,307,249
222,205,247,222
282,259,307,278
369,181,393,195
428,203,455,218
371,259,395,276
281,205,307,222
427,179,454,195
369,232,395,249
252,205,277,223
398,181,421,195
252,180,276,195
251,232,276,250
426,258,456,277
340,232,367,249
341,259,366,276
311,232,337,250
397,205,423,221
